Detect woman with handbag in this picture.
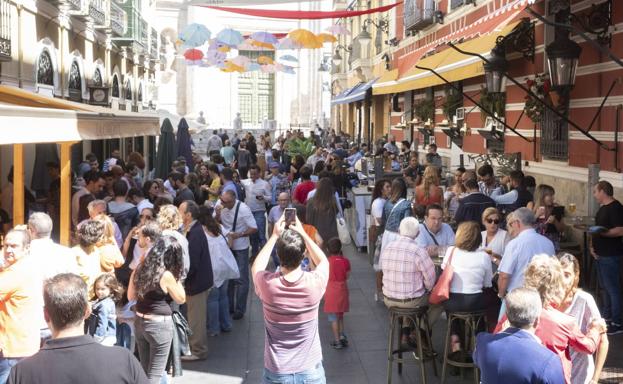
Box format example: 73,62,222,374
306,177,339,251
440,221,493,354
198,206,239,336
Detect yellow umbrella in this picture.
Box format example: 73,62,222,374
257,55,274,65
222,60,245,72
217,45,231,53
316,33,337,43
287,29,322,49
250,40,275,50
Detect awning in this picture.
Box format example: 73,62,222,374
0,85,160,144
373,0,534,95
332,83,363,105
333,78,378,105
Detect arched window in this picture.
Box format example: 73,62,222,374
138,82,143,102
68,61,81,91
93,68,103,87
124,79,132,101
37,50,54,86
112,75,120,98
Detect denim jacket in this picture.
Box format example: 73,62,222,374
382,199,412,232
93,297,117,339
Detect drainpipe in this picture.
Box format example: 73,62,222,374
616,104,622,173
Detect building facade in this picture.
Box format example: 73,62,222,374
332,0,623,215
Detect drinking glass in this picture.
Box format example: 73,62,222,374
568,203,577,224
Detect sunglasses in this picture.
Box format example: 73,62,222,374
486,218,500,224
140,215,152,219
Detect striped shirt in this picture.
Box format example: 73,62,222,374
253,266,329,374
380,236,436,300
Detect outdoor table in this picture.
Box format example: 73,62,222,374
565,216,596,288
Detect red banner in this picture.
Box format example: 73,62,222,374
199,2,403,20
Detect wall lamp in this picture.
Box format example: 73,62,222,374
332,45,352,67
357,18,389,47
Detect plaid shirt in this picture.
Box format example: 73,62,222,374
380,236,436,299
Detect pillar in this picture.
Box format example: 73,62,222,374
12,144,24,225
60,143,72,246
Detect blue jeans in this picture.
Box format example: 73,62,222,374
251,211,267,257
228,248,250,315
207,281,232,334
596,256,622,324
0,355,22,383
263,362,326,384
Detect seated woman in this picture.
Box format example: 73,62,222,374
414,166,443,208
480,207,509,267
557,253,609,384
442,221,492,353
496,255,606,384
527,184,566,251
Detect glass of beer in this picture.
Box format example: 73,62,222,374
568,203,577,224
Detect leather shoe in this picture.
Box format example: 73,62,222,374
232,312,244,320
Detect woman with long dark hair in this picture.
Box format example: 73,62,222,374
198,206,236,336
306,177,339,248
290,155,306,181
128,236,186,383
380,178,411,253
370,179,391,301
143,180,160,204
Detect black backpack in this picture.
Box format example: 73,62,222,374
234,182,246,202
84,303,101,336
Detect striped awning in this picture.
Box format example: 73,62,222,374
332,78,378,105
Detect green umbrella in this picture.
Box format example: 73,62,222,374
154,118,177,179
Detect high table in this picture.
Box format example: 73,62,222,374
345,186,372,252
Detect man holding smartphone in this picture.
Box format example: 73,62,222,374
241,165,272,261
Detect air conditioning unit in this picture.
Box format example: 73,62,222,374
455,107,465,128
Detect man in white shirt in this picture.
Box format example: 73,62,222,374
242,165,272,259
306,147,325,169
497,208,555,319
128,188,153,214
206,129,223,156
416,204,456,257
215,190,257,320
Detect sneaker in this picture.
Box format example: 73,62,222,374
607,323,623,335
340,334,349,347
330,340,344,350
181,355,205,362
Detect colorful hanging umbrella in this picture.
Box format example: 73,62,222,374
183,48,204,61
232,55,251,67
205,49,226,64
279,54,298,62
275,38,302,50
250,31,279,45
246,63,261,72
217,45,231,53
281,65,296,74
260,64,277,73
326,24,351,35
250,40,275,50
179,23,211,48
223,60,245,72
316,33,337,43
216,28,244,47
287,29,322,48
257,55,274,65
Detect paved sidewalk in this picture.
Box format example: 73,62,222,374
174,244,623,384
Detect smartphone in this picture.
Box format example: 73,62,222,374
552,206,565,220
284,208,296,227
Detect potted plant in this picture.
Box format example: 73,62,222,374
479,87,506,124
442,91,463,119
286,137,315,159
413,98,435,123
524,73,553,123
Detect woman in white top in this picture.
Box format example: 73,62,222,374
557,253,609,384
442,221,492,353
370,179,391,301
480,207,509,267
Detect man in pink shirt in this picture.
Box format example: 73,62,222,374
252,215,329,383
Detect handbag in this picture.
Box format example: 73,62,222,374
336,215,351,245
429,246,456,305
217,234,241,281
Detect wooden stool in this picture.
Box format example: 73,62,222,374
440,310,486,384
386,306,437,384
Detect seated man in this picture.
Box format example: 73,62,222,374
380,217,442,342
474,287,565,384
8,273,148,384
416,204,456,258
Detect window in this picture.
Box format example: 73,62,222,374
37,50,54,86
540,108,568,160
138,82,143,102
237,50,275,125
124,79,132,101
68,61,82,101
450,0,473,10
404,0,435,32
93,68,103,87
112,75,119,98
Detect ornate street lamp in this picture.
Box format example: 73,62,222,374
332,50,343,67
483,47,508,94
546,33,581,90
356,26,372,47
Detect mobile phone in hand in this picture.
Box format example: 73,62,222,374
284,208,296,227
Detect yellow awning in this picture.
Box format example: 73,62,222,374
373,21,520,95
371,69,400,95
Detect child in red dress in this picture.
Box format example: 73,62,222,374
324,238,351,349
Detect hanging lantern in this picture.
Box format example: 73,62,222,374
546,33,581,90
483,48,508,94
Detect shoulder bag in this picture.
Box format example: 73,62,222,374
227,202,241,249
429,246,456,305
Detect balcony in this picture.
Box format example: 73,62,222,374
110,1,127,36
111,0,147,53
88,0,106,26
404,0,435,32
150,27,158,60
0,0,11,61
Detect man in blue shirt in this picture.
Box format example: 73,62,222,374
416,204,455,257
220,167,238,199
474,287,565,384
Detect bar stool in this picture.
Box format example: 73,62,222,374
386,306,438,384
440,310,486,384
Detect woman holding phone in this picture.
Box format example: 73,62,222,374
527,184,566,251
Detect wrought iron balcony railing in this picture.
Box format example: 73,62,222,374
0,0,11,61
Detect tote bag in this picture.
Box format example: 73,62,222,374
429,247,456,305
336,215,351,245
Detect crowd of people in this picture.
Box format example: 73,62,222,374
0,126,620,384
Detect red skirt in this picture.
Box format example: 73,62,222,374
324,281,349,313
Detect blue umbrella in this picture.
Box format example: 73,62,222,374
179,23,211,48
279,54,298,62
216,28,243,47
250,31,279,45
176,118,194,166
246,63,261,72
155,118,177,179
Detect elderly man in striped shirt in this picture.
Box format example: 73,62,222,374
380,217,441,347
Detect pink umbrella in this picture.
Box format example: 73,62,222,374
325,24,351,35
275,38,302,50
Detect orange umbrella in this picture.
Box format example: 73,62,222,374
316,33,337,43
257,55,274,64
250,40,275,50
217,45,231,53
287,29,322,49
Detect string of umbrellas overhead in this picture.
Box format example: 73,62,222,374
178,24,351,74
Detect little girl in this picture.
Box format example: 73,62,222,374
324,238,351,349
90,273,124,346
